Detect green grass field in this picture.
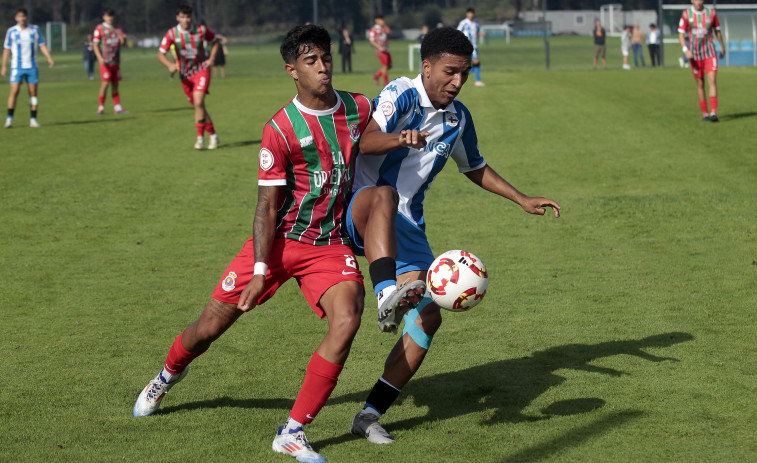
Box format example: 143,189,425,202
1,37,756,462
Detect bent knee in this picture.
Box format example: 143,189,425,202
372,185,399,208
417,305,442,334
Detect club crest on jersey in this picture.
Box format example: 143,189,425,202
379,100,395,118
221,271,238,291
349,123,360,142
446,113,459,127
259,148,274,171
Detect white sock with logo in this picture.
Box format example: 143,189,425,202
282,416,304,434
377,284,397,307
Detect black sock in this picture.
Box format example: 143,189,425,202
365,379,401,414
369,257,396,292
7,108,14,117
31,109,37,118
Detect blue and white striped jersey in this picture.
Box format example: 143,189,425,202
353,75,486,228
3,24,45,70
457,17,481,50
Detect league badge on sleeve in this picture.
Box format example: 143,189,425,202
259,148,274,171
378,100,395,118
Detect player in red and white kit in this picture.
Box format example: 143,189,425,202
369,14,392,86
678,0,725,122
93,8,127,115
158,4,219,149
133,25,414,463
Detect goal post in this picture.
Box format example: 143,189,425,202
45,22,67,52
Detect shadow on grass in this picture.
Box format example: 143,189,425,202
718,111,757,121
47,117,133,126
159,396,293,415
144,106,193,113
313,331,693,450
219,139,262,149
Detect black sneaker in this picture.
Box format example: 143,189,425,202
709,114,719,122
702,115,710,122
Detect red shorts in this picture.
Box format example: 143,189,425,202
181,69,211,103
377,51,392,68
690,56,718,78
211,237,364,318
99,63,121,83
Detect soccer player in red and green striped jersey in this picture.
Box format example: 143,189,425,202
93,8,127,115
134,24,373,463
158,4,219,149
678,0,725,122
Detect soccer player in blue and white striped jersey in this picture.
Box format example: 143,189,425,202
1,8,54,128
457,7,486,87
347,27,561,444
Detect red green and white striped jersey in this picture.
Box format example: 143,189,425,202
258,90,372,246
93,23,124,65
678,7,721,60
159,24,215,78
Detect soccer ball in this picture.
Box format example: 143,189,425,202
426,250,488,312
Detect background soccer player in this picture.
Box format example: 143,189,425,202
347,27,561,444
369,14,392,86
133,24,373,463
2,7,54,128
158,5,220,149
457,7,486,87
93,8,127,116
678,0,725,122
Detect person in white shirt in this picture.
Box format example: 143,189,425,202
647,23,661,67
1,7,54,128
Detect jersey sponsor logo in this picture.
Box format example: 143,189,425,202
426,141,451,158
386,84,398,93
221,271,238,291
378,100,395,118
299,135,313,147
349,122,360,142
446,113,459,127
259,148,274,171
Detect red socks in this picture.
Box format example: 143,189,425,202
289,352,343,424
698,100,708,116
204,121,216,135
708,96,718,115
195,123,205,137
113,93,120,106
98,95,106,106
164,332,205,375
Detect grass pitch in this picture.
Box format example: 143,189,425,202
1,38,756,462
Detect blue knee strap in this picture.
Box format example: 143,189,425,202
402,297,434,349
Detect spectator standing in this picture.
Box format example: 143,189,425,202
338,28,353,73
83,34,96,80
621,25,631,70
593,19,606,69
648,23,661,67
631,23,646,67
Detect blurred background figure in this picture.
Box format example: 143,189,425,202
83,34,96,80
631,23,646,67
213,34,228,78
338,28,353,73
647,24,661,67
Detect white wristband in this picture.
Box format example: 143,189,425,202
682,46,689,53
253,262,268,276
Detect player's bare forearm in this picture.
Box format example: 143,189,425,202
157,51,175,71
678,33,686,49
252,185,279,265
465,165,561,217
39,45,54,66
207,41,219,66
359,119,427,155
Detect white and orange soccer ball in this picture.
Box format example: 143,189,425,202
426,250,488,312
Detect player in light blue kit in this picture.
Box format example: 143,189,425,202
457,7,485,87
347,27,561,444
1,8,54,128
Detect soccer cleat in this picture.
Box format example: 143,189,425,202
373,74,379,85
709,114,719,122
272,426,326,463
132,367,189,417
4,118,11,128
194,136,205,150
351,411,395,444
208,133,219,150
377,279,426,334
114,108,129,115
701,115,710,122
29,119,40,128
474,81,486,87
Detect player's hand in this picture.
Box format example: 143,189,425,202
398,129,429,149
167,62,178,73
98,57,106,66
48,59,54,68
521,196,561,218
0,66,5,77
202,58,214,69
684,50,694,60
720,50,726,59
237,275,266,312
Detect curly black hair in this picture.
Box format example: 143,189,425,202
280,24,332,64
420,27,473,62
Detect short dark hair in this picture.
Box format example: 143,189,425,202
177,4,193,15
420,27,473,61
15,7,28,16
375,14,384,20
103,8,115,16
280,24,332,64
466,7,475,14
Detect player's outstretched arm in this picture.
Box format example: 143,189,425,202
716,30,726,58
1,49,9,76
204,40,219,69
464,165,561,218
40,44,54,67
157,50,177,73
359,118,429,155
238,185,280,312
